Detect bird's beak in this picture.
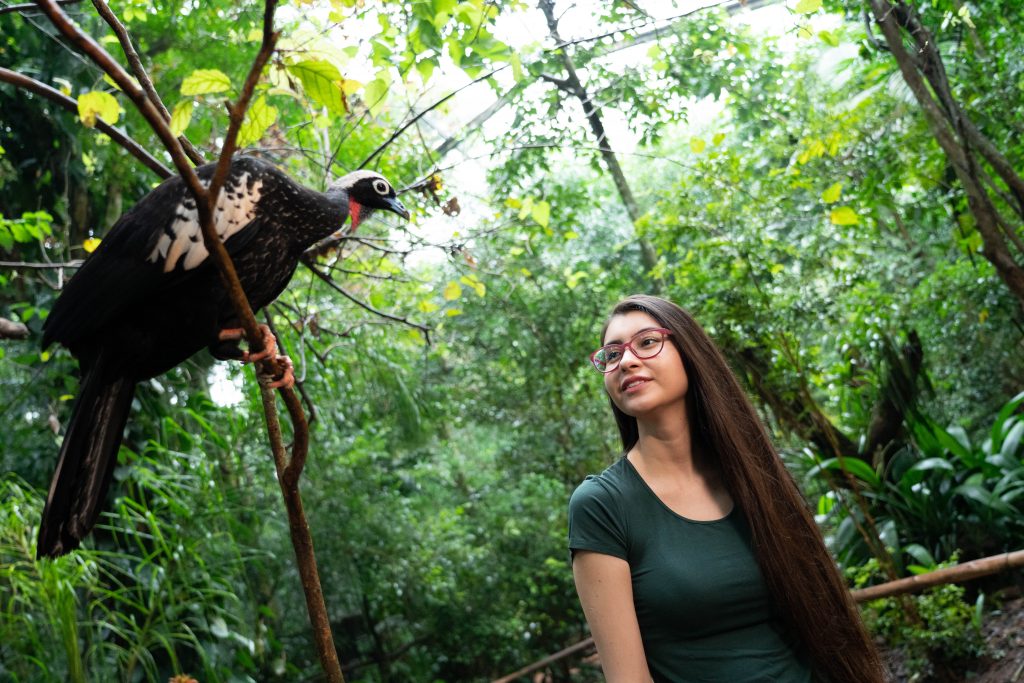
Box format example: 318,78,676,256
384,196,410,221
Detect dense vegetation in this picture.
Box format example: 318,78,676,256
1,0,1022,681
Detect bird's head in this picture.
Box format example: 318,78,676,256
329,170,410,231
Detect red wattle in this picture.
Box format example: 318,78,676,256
348,199,361,233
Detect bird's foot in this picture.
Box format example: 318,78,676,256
217,324,277,363
258,354,295,390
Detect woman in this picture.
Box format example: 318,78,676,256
568,295,885,682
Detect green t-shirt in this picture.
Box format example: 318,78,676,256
568,457,812,683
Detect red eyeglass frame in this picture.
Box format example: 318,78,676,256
589,328,672,373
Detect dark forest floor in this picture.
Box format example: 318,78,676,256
882,597,1024,682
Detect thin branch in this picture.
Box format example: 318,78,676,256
0,259,84,269
0,66,172,178
357,64,508,170
301,256,431,341
0,0,80,15
0,317,29,339
89,0,206,165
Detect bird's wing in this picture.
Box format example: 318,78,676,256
42,158,279,351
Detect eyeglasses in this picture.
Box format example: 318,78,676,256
589,328,672,373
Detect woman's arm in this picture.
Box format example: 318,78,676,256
572,550,654,683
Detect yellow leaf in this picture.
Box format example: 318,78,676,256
180,69,232,96
460,275,485,297
77,91,120,128
59,394,75,401
443,281,462,300
795,0,822,13
979,308,989,324
712,132,726,146
170,100,194,137
821,182,843,203
690,137,706,153
564,230,579,240
531,200,550,228
445,308,463,317
830,206,859,225
418,300,439,313
40,350,51,362
83,237,101,253
520,267,532,277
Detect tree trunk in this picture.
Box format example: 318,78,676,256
869,0,1024,305
537,0,660,286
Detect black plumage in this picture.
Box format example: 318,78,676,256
37,156,408,558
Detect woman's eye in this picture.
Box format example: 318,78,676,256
605,348,622,361
639,336,658,347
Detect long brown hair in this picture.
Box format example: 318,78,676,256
603,295,885,683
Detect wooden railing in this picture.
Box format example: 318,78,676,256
492,549,1024,683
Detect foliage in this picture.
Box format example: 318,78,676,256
2,0,1024,680
811,391,1024,566
849,557,987,680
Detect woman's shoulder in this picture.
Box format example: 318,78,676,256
569,458,634,508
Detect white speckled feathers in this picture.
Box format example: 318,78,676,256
148,172,264,273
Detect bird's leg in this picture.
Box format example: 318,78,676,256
258,354,295,390
214,325,295,390
214,324,277,363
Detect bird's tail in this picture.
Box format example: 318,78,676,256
36,360,135,559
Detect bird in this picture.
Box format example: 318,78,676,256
37,155,409,559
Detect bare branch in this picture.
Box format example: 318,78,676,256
0,0,80,15
358,64,508,170
0,259,84,269
0,66,172,179
89,0,206,165
301,256,431,341
0,317,29,340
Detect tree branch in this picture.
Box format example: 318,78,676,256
0,66,172,179
89,0,206,166
301,256,431,341
0,0,80,15
0,316,29,339
357,64,508,170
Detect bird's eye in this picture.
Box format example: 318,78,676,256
373,179,390,195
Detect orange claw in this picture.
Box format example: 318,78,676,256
260,354,295,390
218,324,278,363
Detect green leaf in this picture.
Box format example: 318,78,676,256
813,457,881,487
795,0,822,13
829,206,859,225
210,616,229,638
77,91,120,127
531,200,550,228
170,100,194,137
180,69,232,96
288,60,346,113
818,29,839,47
510,53,523,82
690,137,706,153
363,75,392,115
237,95,278,147
821,182,842,203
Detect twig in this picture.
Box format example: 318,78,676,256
89,0,206,166
0,317,30,339
301,256,431,341
0,259,84,269
0,67,172,178
357,64,508,170
0,0,80,15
